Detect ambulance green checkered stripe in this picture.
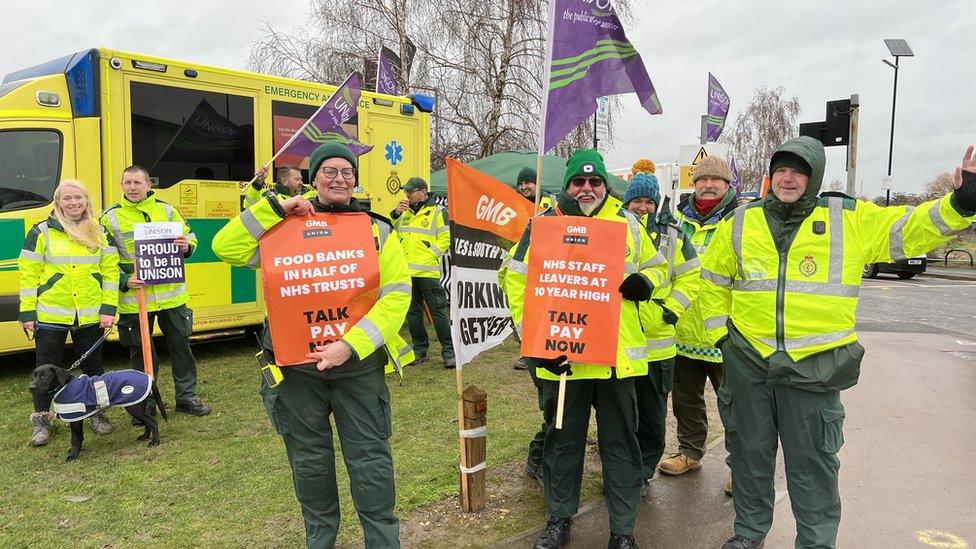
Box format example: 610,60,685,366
186,218,257,304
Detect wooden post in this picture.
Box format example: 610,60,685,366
133,264,154,378
459,384,487,512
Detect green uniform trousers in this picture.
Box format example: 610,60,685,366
261,366,399,549
635,359,674,478
541,375,642,535
118,305,198,402
406,277,454,361
718,340,845,549
527,361,550,467
672,354,723,460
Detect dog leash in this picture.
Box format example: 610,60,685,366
67,327,113,372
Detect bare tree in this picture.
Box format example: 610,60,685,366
721,86,801,192
925,171,955,196
247,0,629,169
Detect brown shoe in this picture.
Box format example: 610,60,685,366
656,453,701,475
725,474,733,496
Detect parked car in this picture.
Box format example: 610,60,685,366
863,257,927,279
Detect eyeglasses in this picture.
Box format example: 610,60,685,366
319,167,356,180
568,177,605,188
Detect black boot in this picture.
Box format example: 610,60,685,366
722,535,764,548
534,517,571,549
609,533,639,549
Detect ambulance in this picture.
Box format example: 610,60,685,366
0,48,432,354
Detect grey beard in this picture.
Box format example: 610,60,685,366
579,199,599,215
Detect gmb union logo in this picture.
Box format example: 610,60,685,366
798,255,818,277
305,219,329,228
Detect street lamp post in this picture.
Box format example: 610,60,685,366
883,38,914,206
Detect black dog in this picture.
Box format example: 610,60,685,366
29,364,167,461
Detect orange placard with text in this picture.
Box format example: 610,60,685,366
259,213,379,366
520,216,626,366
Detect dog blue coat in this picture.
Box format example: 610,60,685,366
52,370,152,422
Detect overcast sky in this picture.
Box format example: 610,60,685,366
2,0,972,199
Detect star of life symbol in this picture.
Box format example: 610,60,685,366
385,140,403,166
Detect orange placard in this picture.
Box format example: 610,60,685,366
446,157,535,243
259,213,380,365
520,216,627,366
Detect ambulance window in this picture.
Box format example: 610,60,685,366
130,82,255,188
0,130,61,213
271,100,358,182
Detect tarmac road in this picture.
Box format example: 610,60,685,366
500,275,976,548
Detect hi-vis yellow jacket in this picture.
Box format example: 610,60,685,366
243,182,316,209
699,194,975,361
212,196,415,374
392,197,450,278
673,196,737,363
19,216,120,325
500,198,668,381
99,192,197,314
639,213,700,362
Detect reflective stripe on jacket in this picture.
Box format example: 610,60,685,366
673,204,731,363
212,196,415,375
18,216,120,325
99,193,196,314
500,199,668,381
393,200,450,278
699,194,975,361
639,214,700,362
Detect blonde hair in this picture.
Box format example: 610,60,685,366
53,180,104,249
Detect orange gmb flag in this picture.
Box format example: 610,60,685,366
446,157,535,243
520,216,626,366
258,213,380,366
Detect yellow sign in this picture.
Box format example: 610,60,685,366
205,201,237,218
178,205,197,220
678,143,728,190
180,183,198,205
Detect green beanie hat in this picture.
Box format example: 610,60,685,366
404,177,428,192
563,149,609,189
309,142,357,178
516,167,537,186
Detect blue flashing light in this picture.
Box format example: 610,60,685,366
65,50,99,117
2,53,74,84
410,93,436,113
400,103,415,116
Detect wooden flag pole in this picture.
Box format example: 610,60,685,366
455,366,470,503
532,153,568,430
555,371,567,429
133,264,154,378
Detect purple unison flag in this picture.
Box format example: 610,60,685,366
377,47,401,95
277,73,361,158
705,72,730,142
730,156,741,191
541,0,662,153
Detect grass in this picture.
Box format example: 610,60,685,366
0,329,723,548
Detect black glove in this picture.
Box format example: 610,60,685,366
952,169,976,215
531,354,572,376
250,178,265,191
661,304,678,325
619,273,653,302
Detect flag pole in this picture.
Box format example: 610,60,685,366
246,73,356,186
536,0,568,429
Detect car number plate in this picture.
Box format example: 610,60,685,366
907,259,922,265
